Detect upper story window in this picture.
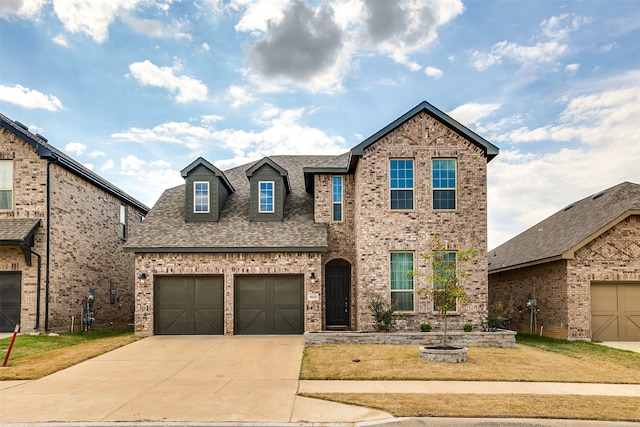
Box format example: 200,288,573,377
432,251,457,312
432,159,456,210
0,160,12,210
259,181,274,213
332,176,343,221
390,159,414,210
390,251,414,311
119,203,127,239
194,181,210,213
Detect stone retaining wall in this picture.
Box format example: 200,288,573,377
304,329,516,348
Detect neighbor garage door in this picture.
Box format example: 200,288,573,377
235,275,303,335
155,275,224,335
0,272,21,332
591,282,640,341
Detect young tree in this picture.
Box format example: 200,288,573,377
410,235,477,348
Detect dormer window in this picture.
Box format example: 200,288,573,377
194,181,210,213
259,181,275,213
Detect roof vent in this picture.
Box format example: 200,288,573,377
563,204,574,211
36,133,48,142
14,120,29,131
592,192,605,200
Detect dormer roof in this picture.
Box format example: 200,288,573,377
245,157,291,194
181,156,235,194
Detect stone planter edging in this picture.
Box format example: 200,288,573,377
304,329,516,348
419,346,468,363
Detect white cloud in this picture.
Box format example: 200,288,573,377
65,142,87,156
538,13,591,41
565,63,580,73
52,0,142,43
0,0,47,19
89,150,106,157
487,75,640,248
52,34,69,47
227,85,256,108
128,60,208,103
201,42,210,51
112,121,214,152
448,103,501,126
201,114,223,124
121,14,191,40
83,163,94,170
100,159,115,171
117,154,183,206
0,84,64,111
424,66,443,79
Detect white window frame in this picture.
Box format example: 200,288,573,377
194,181,210,213
119,203,127,239
259,181,275,213
390,251,415,312
0,160,13,211
332,175,343,222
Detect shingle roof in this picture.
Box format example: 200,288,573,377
0,113,150,214
0,218,41,245
489,182,640,273
124,155,341,252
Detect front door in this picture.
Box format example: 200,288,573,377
325,261,350,329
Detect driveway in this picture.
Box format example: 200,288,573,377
0,335,390,424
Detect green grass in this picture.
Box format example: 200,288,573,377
0,327,133,361
516,333,640,370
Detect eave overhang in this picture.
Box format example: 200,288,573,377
303,167,349,193
124,246,328,253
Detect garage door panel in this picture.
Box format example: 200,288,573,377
592,282,640,341
155,276,223,335
0,272,21,332
235,275,303,335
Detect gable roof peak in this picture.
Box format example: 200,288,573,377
180,156,235,193
245,156,291,193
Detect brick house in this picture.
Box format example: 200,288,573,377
488,182,640,341
125,101,499,336
0,114,149,332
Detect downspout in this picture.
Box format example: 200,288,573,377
44,159,53,332
30,249,42,329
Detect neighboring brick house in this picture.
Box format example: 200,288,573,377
125,101,499,336
0,114,149,332
488,182,640,341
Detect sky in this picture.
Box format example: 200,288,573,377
1,0,639,249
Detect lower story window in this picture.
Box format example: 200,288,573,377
390,252,414,311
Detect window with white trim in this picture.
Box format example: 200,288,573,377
432,251,457,312
432,159,456,210
0,160,12,210
332,176,343,221
390,159,414,210
194,181,210,213
390,252,414,311
259,181,274,213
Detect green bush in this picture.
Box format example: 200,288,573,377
463,323,473,332
369,296,397,332
420,322,432,332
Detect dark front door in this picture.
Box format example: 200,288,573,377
235,275,304,335
325,262,350,329
155,275,224,335
0,272,22,332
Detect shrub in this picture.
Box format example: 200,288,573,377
485,300,515,330
420,322,432,332
369,296,397,332
463,323,473,332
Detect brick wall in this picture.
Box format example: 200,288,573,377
489,215,640,340
1,128,145,331
47,165,145,330
134,251,323,336
489,260,569,339
351,111,489,332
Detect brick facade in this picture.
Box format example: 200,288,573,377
0,126,146,332
133,252,323,336
489,215,640,340
316,111,490,332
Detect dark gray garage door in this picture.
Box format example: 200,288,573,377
235,275,303,335
155,275,224,335
0,272,21,332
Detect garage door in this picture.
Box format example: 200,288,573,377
235,275,303,335
0,272,21,332
155,275,224,335
592,282,640,341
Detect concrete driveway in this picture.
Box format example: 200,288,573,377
0,335,390,424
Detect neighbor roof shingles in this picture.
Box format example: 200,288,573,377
124,155,342,252
489,182,640,272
